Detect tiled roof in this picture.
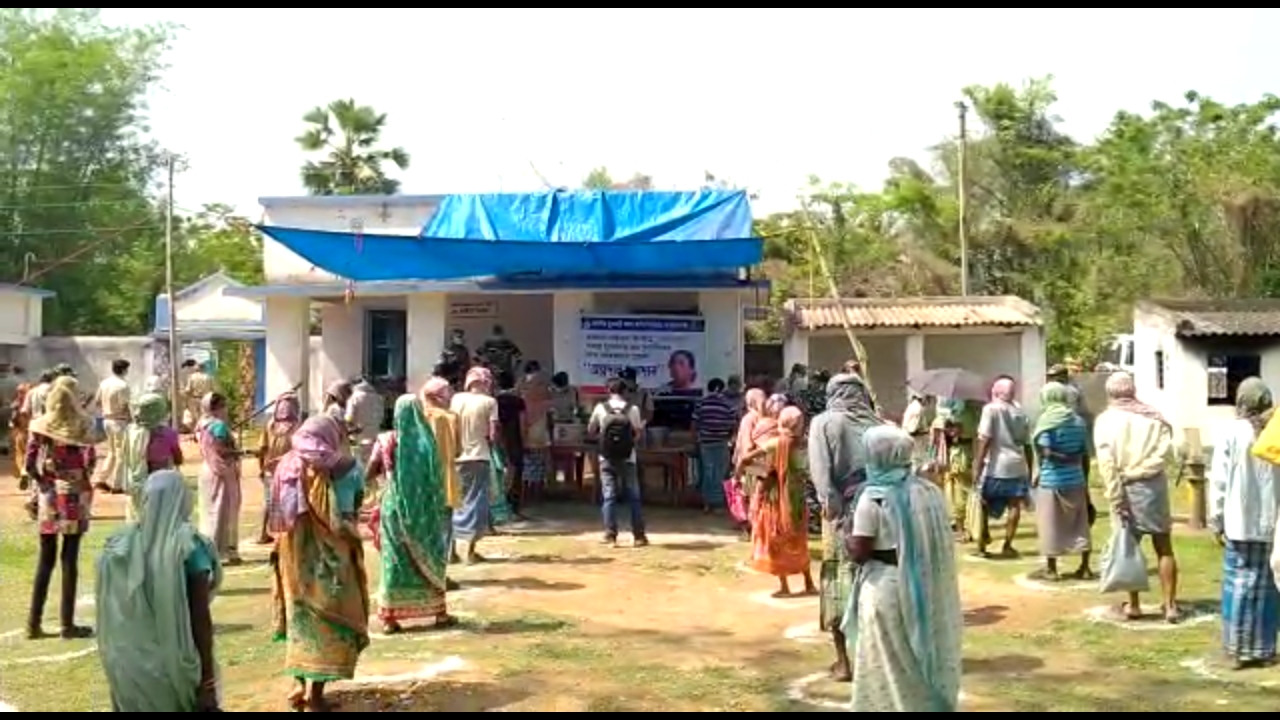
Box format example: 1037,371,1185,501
785,296,1041,331
1137,299,1280,337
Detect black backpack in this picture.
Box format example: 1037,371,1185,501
599,404,636,462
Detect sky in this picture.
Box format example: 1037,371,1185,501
100,8,1280,218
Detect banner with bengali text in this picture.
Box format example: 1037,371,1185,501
578,315,706,392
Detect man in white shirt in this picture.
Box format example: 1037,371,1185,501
345,377,385,467
588,377,648,547
92,359,133,493
450,367,500,564
1093,371,1179,623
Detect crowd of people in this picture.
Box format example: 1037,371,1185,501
6,350,1280,712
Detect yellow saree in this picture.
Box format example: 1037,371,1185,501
278,466,371,681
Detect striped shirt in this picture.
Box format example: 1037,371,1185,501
1035,416,1088,489
693,393,738,442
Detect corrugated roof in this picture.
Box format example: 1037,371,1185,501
786,296,1041,331
1137,299,1280,337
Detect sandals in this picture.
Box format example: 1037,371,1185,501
1165,605,1183,625
1114,602,1143,621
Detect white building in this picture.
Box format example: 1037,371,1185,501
782,296,1046,419
229,193,764,411
1132,299,1280,439
0,283,52,349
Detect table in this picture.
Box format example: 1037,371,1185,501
550,440,695,506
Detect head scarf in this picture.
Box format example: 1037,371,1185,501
1033,382,1076,440
990,377,1016,404
825,373,881,427
845,426,963,711
1237,377,1274,434
95,470,222,712
465,366,493,394
421,376,453,408
199,392,224,418
269,415,350,534
29,376,93,445
1105,371,1168,425
325,380,352,406
734,388,771,464
765,393,788,418
268,389,300,435
134,392,169,430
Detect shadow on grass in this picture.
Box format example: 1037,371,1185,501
493,554,613,567
218,586,270,598
330,680,533,711
473,617,574,636
462,577,585,592
964,605,1009,628
963,654,1045,675
213,623,256,635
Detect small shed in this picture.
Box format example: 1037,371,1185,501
782,296,1046,418
1133,299,1280,437
0,283,53,347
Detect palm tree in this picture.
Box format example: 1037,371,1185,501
296,99,410,196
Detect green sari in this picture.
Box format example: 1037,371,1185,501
377,395,450,622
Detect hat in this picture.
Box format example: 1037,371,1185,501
1047,363,1069,378
54,362,75,377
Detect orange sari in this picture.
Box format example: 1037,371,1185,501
749,435,811,576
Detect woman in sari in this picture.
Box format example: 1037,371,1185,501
1032,382,1094,581
256,392,301,545
368,392,458,633
521,372,553,502
323,381,353,425
845,426,963,712
120,392,183,522
96,470,221,712
1213,378,1280,668
731,389,777,535
270,415,369,712
196,392,243,565
24,375,97,640
736,406,817,597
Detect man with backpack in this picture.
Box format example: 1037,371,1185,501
588,377,649,547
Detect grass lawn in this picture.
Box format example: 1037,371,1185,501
1,455,1279,712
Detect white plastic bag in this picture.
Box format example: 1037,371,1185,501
1099,521,1150,594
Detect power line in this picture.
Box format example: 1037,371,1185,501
17,223,158,284
0,197,149,211
1,223,159,238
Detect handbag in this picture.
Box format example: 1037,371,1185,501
1099,521,1150,594
723,479,748,523
1253,409,1280,464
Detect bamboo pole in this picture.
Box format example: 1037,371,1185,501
798,201,880,411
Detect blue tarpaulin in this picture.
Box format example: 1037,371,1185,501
257,189,761,282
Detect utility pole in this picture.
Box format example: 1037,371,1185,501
955,100,970,296
164,153,182,428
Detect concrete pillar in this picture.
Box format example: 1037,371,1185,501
406,292,447,391
1019,326,1047,415
782,330,810,377
905,332,925,401
698,290,742,384
320,302,364,388
553,291,591,382
265,296,312,412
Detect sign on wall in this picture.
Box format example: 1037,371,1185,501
579,314,706,391
449,300,499,320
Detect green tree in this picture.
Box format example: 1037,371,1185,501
0,9,173,335
581,167,652,190
297,99,410,196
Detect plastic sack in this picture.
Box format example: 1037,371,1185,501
1099,522,1150,594
1253,409,1280,464
724,479,748,523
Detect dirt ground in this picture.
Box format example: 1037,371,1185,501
0,445,1277,712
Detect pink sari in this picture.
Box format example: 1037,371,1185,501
196,415,242,561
